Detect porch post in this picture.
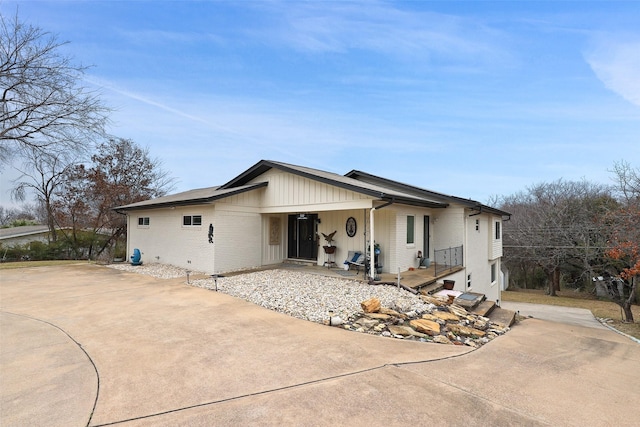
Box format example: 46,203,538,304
369,207,375,279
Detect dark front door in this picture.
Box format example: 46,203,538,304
423,215,430,258
287,214,318,260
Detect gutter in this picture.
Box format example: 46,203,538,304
369,198,395,278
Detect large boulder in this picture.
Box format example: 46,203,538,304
433,335,453,344
365,312,391,320
447,323,486,338
409,319,441,336
379,307,404,318
432,311,460,322
354,317,379,330
420,295,447,306
361,297,381,313
388,325,427,338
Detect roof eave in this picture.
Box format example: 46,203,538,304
380,195,448,209
114,182,268,212
348,169,510,216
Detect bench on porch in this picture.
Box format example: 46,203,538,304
344,251,365,272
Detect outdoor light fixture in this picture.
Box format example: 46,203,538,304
211,274,224,291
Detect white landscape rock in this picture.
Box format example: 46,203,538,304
107,263,510,347
108,264,430,324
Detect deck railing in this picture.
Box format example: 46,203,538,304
434,245,464,276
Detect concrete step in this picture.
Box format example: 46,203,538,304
453,292,486,310
418,281,443,295
487,307,516,328
471,300,496,317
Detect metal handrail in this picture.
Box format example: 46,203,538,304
434,245,464,276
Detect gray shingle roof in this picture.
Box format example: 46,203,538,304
113,159,510,216
114,182,267,211
0,225,50,240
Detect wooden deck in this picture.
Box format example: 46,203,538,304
272,261,462,293
375,264,464,292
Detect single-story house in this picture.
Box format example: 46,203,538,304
0,225,52,247
115,160,511,302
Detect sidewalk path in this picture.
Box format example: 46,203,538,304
500,301,608,329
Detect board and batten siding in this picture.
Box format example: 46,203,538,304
261,213,287,266
489,215,503,260
251,169,374,213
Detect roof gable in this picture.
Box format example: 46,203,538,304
221,160,447,208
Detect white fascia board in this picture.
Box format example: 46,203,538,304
259,199,374,214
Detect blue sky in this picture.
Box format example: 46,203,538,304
2,0,639,207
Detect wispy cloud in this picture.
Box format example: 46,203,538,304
246,1,510,67
585,36,640,108
114,28,226,47
85,75,254,137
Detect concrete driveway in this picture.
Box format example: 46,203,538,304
1,264,639,426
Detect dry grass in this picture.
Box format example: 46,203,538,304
0,260,91,270
503,288,640,339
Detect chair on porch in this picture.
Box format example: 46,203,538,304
344,251,365,272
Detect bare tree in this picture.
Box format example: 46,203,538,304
0,204,38,226
11,146,78,241
501,179,615,296
0,10,109,164
56,137,174,257
605,161,640,322
609,160,640,207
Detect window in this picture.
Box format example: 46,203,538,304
475,219,480,231
183,215,202,226
467,273,472,289
491,263,496,283
495,221,501,240
406,215,415,244
138,217,150,226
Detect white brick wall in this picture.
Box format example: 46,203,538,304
461,211,501,301
432,206,465,250
127,205,216,273
215,210,262,272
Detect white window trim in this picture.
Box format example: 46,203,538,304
137,217,150,227
182,214,203,227
490,262,497,285
406,215,415,246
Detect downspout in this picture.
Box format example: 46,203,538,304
369,199,394,279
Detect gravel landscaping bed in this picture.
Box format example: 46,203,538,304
107,262,206,279
107,263,429,323
192,270,430,324
107,263,509,347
